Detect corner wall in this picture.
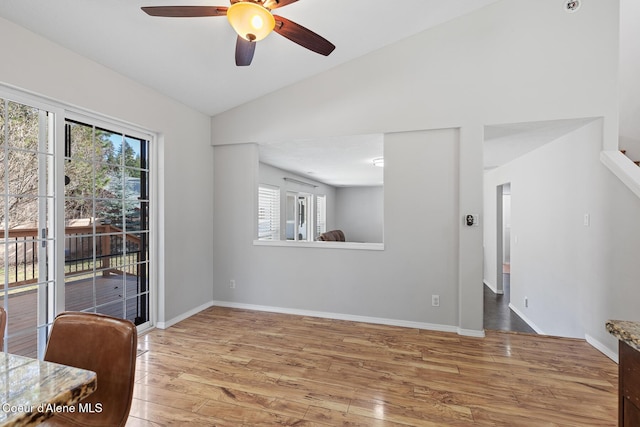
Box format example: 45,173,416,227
0,17,214,325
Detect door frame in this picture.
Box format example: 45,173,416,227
495,183,511,296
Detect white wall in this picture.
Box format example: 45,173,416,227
0,17,214,325
335,186,383,243
484,119,640,354
211,0,619,334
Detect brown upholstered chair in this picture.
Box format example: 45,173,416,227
317,229,346,242
40,312,137,427
0,306,6,349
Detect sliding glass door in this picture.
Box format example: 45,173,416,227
63,119,150,327
1,92,153,358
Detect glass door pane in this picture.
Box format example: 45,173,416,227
0,99,56,357
63,120,150,327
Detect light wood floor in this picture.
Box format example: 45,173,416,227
126,307,618,426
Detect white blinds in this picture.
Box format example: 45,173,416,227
258,185,280,240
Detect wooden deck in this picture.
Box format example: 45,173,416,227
1,273,147,357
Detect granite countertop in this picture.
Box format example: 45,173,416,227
606,320,640,351
0,352,97,427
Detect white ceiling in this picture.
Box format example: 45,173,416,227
484,118,599,170
259,134,383,187
0,0,499,117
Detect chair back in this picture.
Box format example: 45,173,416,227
0,307,6,349
43,312,137,427
318,229,345,241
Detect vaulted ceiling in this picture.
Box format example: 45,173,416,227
0,0,498,116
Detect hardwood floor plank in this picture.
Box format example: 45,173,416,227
126,307,618,426
133,375,209,412
304,405,407,427
348,394,474,425
196,398,305,426
128,399,224,427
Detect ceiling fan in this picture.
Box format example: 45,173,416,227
141,0,335,66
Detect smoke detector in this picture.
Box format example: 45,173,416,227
564,0,581,13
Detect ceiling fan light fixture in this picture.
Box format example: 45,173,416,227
227,2,275,42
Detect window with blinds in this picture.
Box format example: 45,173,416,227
258,185,280,240
316,195,327,238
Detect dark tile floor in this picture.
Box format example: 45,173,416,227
483,273,536,334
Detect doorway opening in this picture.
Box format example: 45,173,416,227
483,182,534,333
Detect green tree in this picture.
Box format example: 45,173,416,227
1,102,143,229
63,122,114,221
0,101,42,228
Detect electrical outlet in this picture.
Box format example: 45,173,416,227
432,295,440,307
230,279,236,289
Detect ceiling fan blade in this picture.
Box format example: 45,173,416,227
262,0,299,10
235,36,256,66
141,6,228,17
273,15,335,56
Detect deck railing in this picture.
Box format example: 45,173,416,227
0,224,142,288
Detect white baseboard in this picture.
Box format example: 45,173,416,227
211,300,483,336
504,306,619,363
483,280,503,295
483,280,496,293
156,301,214,329
458,328,486,338
585,333,618,363
509,303,545,334
506,308,619,363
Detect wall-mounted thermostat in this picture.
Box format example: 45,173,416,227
465,214,479,227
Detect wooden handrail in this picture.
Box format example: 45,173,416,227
0,224,141,245
2,224,144,286
0,228,39,239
